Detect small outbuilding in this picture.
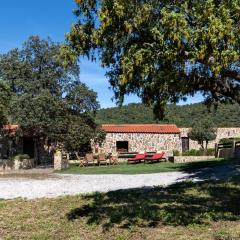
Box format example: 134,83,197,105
101,124,181,155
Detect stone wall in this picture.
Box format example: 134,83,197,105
0,160,14,171
103,132,181,156
180,128,240,150
169,156,215,163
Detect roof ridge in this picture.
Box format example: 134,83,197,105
101,124,180,134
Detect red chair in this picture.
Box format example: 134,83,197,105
128,153,146,163
144,152,165,163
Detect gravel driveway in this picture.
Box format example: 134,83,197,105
0,165,239,199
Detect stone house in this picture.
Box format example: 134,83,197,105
0,125,53,165
101,124,240,155
101,124,181,156
0,125,36,159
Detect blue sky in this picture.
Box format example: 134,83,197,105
0,0,203,108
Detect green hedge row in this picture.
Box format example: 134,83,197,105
219,137,240,144
173,148,215,156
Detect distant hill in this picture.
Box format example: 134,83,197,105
96,102,240,127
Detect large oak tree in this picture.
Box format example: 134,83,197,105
63,0,240,118
0,36,102,163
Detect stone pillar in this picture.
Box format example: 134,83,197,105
54,150,68,170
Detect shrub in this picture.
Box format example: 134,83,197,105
14,154,30,161
173,150,180,156
182,148,215,156
219,137,240,144
206,148,215,156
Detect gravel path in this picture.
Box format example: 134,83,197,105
0,165,239,199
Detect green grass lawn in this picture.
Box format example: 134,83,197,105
1,176,240,240
59,158,237,175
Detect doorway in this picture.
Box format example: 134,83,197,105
181,137,189,152
23,138,35,159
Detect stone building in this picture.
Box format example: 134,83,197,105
102,124,240,154
180,127,240,151
102,124,181,156
0,125,36,160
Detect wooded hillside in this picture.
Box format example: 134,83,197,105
96,103,240,127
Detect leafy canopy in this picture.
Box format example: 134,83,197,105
0,80,11,128
188,120,217,149
0,36,102,153
96,102,240,127
63,0,240,118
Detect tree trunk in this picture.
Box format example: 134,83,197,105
202,141,208,156
34,137,45,166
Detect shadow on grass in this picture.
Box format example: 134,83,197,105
66,175,240,231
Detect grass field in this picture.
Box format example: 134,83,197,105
59,158,235,175
0,176,240,240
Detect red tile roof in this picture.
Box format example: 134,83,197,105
2,124,19,136
102,124,180,134
3,124,18,131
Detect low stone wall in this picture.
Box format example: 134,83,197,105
0,159,34,171
0,160,14,171
169,156,215,163
14,159,34,170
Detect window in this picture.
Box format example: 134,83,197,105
116,141,129,152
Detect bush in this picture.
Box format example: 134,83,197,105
182,148,215,156
182,149,199,156
173,150,180,156
14,154,30,161
219,137,240,144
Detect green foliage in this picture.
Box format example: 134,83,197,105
0,80,11,128
188,120,217,150
92,128,106,147
173,148,215,156
173,150,180,156
219,137,240,144
96,102,240,127
64,0,240,118
182,148,215,156
14,154,30,161
0,36,100,157
62,115,96,153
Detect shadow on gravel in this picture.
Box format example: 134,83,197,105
67,174,240,230
178,158,240,181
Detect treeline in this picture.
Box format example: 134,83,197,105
96,103,240,127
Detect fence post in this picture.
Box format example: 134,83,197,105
232,140,236,158
215,143,218,158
